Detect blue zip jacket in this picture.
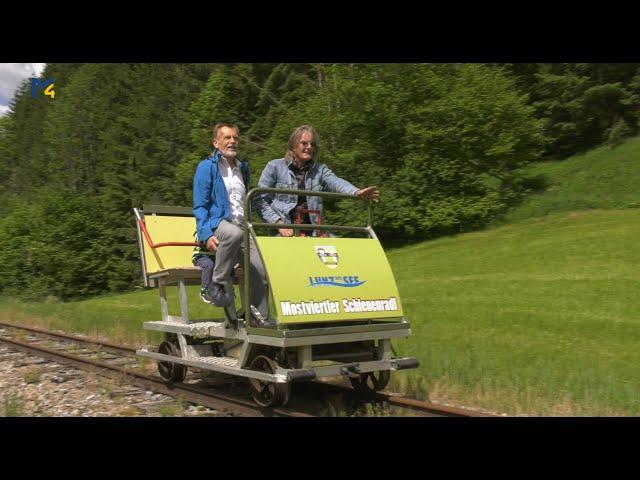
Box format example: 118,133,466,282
193,150,250,243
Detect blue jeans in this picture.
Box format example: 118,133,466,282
194,256,215,290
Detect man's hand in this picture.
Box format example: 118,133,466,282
277,219,294,237
206,235,219,252
355,186,380,202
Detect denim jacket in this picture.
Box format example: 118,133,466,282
255,158,358,227
193,150,249,243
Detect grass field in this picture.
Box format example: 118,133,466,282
389,209,640,415
503,135,640,223
1,137,639,416
0,285,231,346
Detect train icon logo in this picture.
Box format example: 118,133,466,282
315,246,339,269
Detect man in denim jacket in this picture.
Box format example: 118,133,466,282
256,125,380,236
193,123,268,323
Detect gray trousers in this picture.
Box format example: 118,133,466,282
210,219,268,319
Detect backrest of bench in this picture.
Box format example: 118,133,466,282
135,205,199,285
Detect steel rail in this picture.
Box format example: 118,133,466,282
310,382,499,417
374,392,498,417
0,320,136,354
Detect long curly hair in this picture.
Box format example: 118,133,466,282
284,125,321,162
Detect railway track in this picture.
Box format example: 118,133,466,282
0,321,497,417
0,321,309,417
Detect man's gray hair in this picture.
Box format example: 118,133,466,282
212,122,239,143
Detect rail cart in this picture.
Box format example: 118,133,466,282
134,188,418,407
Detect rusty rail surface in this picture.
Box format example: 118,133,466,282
0,321,136,353
310,381,499,417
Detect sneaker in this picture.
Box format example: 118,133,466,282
250,305,275,327
208,282,232,307
200,287,214,304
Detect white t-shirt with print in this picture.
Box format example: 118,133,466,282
219,157,246,226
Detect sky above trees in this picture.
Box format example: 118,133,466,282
0,63,46,116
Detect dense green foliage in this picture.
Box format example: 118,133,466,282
505,63,640,157
1,63,638,299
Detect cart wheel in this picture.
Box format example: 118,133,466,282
157,340,186,383
350,370,390,394
248,355,290,407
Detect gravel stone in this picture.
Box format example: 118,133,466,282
0,344,227,417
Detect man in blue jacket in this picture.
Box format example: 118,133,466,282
192,123,268,322
256,124,380,236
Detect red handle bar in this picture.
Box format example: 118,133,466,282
137,219,200,249
294,208,327,238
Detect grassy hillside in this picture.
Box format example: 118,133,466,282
387,137,640,414
390,209,640,415
504,136,640,223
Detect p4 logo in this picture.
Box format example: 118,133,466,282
31,77,55,100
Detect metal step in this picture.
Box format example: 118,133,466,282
143,320,239,339
190,354,239,368
137,347,284,382
137,347,417,383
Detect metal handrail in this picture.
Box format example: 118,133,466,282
242,187,374,327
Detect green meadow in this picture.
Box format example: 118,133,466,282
389,209,640,415
0,286,227,346
503,135,640,223
2,137,640,415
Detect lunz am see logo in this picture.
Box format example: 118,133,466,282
308,275,365,287
31,78,56,99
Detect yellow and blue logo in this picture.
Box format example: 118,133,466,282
31,78,55,99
